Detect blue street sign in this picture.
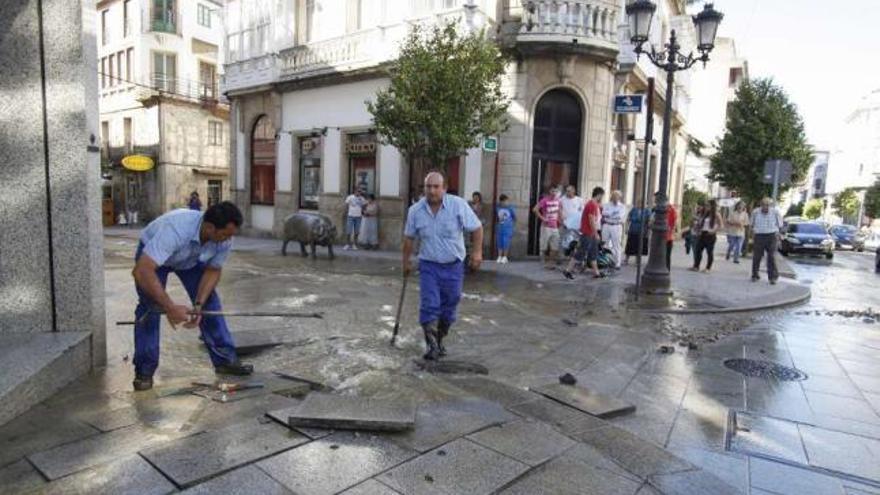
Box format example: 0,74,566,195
614,94,644,113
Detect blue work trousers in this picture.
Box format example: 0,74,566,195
418,260,464,326
133,243,238,377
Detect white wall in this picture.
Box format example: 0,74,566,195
251,205,275,230
379,144,401,197
277,132,293,191
464,147,482,196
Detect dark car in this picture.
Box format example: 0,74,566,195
779,222,834,259
829,224,865,251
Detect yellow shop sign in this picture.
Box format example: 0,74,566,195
121,155,154,172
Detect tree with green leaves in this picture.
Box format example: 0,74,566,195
803,199,824,220
864,177,880,219
708,78,813,204
681,183,708,230
785,202,803,218
367,22,509,183
832,188,860,221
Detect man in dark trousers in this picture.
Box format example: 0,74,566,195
131,201,251,391
750,197,783,284
402,172,483,360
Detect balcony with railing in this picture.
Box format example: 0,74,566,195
515,0,621,59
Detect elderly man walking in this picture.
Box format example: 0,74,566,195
750,197,784,284
403,172,483,360
131,202,251,391
602,190,626,269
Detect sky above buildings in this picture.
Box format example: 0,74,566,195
705,0,879,151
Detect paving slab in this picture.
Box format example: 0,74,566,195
499,455,641,495
530,383,637,419
28,425,181,480
648,468,742,495
508,397,609,436
728,411,808,464
258,431,416,495
265,405,333,439
141,419,308,488
388,397,516,453
443,376,537,407
339,479,401,495
667,446,748,494
800,424,880,483
26,454,175,495
378,438,529,495
287,393,416,432
0,410,99,468
179,465,292,494
466,419,575,466
78,395,205,432
0,458,45,493
749,457,845,495
572,426,695,480
229,330,284,355
805,391,880,425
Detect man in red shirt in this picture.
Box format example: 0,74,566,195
666,203,677,270
563,187,605,279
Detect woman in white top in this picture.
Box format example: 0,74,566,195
725,201,748,264
690,199,724,272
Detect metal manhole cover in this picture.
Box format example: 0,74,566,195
723,358,808,381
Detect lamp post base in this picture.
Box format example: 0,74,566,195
641,197,672,291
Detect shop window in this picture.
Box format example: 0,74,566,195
207,180,222,207
347,133,377,196
250,115,276,205
299,136,322,209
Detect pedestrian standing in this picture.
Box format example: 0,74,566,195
665,202,678,271
495,194,516,264
750,197,783,284
130,202,251,391
403,172,483,360
725,201,748,264
359,194,379,249
685,204,703,256
188,191,202,211
532,186,563,270
691,200,722,272
344,189,365,250
563,187,606,280
624,205,649,264
560,185,584,254
602,190,626,269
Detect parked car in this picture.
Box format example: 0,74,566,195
779,222,834,259
829,224,866,251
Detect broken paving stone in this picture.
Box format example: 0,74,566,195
273,369,333,391
498,454,642,495
265,406,334,439
288,393,416,432
531,382,636,419
559,373,577,385
561,318,578,327
688,342,699,351
140,419,308,488
658,345,675,354
413,359,489,375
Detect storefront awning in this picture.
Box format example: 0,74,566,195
191,167,228,177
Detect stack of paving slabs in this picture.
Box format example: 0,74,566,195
286,392,417,432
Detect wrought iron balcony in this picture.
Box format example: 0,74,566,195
516,0,621,59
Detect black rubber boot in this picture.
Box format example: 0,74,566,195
437,321,451,357
133,375,153,391
215,361,254,376
422,322,441,361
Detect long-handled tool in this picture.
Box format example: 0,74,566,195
390,274,409,347
116,310,324,326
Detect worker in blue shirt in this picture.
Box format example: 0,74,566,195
131,202,250,391
403,172,483,360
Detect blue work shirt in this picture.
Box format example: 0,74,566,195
139,209,232,270
404,194,482,263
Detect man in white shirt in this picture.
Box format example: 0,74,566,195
750,197,784,284
602,190,626,269
344,189,366,250
560,185,584,253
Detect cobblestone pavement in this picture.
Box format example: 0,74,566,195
1,232,877,494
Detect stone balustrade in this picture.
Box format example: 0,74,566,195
517,0,621,58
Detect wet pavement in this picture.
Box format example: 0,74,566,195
1,232,878,494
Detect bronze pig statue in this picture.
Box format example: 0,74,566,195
281,212,337,259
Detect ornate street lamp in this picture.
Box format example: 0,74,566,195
626,2,723,291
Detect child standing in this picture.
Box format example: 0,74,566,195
495,194,516,263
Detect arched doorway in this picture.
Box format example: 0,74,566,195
528,89,583,255
251,115,276,206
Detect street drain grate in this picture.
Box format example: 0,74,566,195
723,358,808,381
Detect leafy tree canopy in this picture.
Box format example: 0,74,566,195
864,177,880,219
708,78,813,204
367,22,509,171
832,188,860,219
803,198,824,220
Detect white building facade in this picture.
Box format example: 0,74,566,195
97,0,230,223
830,89,880,195
223,0,682,255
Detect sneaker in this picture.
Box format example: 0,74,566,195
688,267,700,272
751,276,759,282
593,272,607,279
563,270,575,280
501,256,509,264
133,375,153,391
769,279,777,285
343,245,351,250
733,260,740,264
215,361,254,376
496,256,502,263
352,245,359,250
